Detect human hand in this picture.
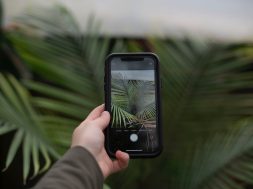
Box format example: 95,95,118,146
71,104,129,179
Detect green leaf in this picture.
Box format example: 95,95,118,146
0,74,25,116
39,142,52,173
0,122,16,135
24,80,94,107
31,138,40,178
23,133,31,183
8,74,36,118
32,97,86,120
177,121,253,189
4,129,24,170
0,73,58,182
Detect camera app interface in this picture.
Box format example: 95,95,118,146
110,57,159,153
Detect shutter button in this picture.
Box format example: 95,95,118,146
130,134,138,142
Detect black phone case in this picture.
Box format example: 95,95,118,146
104,52,163,158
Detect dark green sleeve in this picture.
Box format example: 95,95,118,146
34,146,104,189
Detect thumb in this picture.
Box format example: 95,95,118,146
92,111,110,130
110,150,129,174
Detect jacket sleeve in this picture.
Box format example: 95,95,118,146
34,146,104,189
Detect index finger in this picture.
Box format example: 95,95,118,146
91,111,110,130
83,104,105,124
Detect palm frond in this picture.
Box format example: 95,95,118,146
111,104,137,128
0,74,58,182
6,7,119,122
9,8,111,98
111,76,156,128
148,39,253,188
152,39,253,136
176,120,253,189
136,102,156,120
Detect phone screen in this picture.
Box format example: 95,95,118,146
108,56,160,154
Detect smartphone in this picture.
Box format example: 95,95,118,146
104,53,162,158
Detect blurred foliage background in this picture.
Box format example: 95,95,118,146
1,1,253,189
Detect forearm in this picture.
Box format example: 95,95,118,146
34,146,104,189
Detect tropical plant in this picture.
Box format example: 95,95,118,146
111,76,157,151
1,4,253,189
109,41,253,189
0,74,59,183
111,75,156,129
0,5,124,187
